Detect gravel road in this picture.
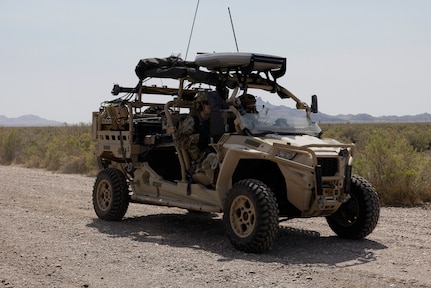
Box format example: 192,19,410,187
1,165,430,288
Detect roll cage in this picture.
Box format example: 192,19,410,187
110,53,313,114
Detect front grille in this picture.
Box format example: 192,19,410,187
317,158,338,176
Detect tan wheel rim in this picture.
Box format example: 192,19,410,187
96,179,113,211
229,195,256,238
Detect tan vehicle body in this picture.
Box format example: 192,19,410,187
91,53,379,253
93,103,353,215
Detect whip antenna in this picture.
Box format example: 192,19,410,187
185,0,200,60
228,7,239,52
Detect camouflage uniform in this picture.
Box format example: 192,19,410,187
176,114,210,161
176,92,217,186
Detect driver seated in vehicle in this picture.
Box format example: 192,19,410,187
238,93,258,114
176,91,218,186
233,93,260,134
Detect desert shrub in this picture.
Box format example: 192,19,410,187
2,122,431,205
0,125,98,175
354,129,431,206
23,129,49,168
57,129,97,174
0,128,23,164
43,125,97,174
403,125,431,151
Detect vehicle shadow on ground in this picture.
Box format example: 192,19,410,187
87,211,387,267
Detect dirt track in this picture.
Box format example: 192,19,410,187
1,165,431,288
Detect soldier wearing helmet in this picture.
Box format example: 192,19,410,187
177,91,211,160
192,91,211,120
176,91,217,186
238,93,258,114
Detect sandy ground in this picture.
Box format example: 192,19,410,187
1,165,430,288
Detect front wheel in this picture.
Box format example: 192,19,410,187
93,168,129,221
326,175,380,239
223,179,279,253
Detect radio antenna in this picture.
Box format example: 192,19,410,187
228,7,239,52
185,0,200,60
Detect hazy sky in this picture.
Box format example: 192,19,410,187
1,0,430,123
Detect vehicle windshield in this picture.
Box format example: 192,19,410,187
238,109,322,137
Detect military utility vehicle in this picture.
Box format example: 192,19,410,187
92,52,379,253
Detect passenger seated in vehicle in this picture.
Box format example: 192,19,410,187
176,91,218,186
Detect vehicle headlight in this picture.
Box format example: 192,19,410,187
275,149,296,160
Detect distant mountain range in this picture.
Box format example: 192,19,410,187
313,112,431,123
257,98,431,123
0,115,63,127
1,99,431,127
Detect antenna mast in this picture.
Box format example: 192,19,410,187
228,7,239,52
185,0,200,60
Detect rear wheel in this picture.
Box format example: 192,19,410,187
326,175,380,239
93,168,129,221
223,179,279,253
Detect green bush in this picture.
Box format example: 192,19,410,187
321,123,431,206
1,123,431,206
0,127,23,164
0,125,98,175
354,129,431,206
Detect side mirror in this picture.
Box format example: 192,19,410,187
311,95,318,113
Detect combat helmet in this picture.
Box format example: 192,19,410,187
193,91,209,111
239,93,257,113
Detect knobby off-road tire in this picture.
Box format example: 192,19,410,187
93,168,129,221
223,179,279,253
326,175,380,239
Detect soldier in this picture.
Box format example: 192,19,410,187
176,91,217,186
234,93,260,135
238,93,258,114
